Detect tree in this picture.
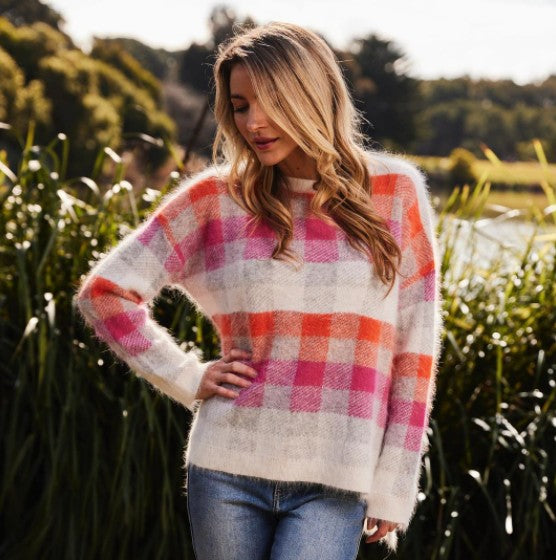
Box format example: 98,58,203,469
178,4,256,96
0,0,64,31
178,41,214,95
413,100,472,156
37,49,175,173
419,77,471,105
208,3,256,48
0,45,51,135
341,33,420,150
464,103,514,158
0,17,72,80
92,37,177,81
0,17,176,175
91,38,161,101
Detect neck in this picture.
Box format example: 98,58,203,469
283,175,318,193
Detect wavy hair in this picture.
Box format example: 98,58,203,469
210,21,402,296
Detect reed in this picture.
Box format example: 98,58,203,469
0,124,216,559
0,128,554,559
381,141,556,560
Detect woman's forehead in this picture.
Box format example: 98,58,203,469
229,64,255,97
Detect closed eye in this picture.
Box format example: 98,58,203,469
232,106,247,113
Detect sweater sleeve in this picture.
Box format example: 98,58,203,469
74,176,218,413
364,169,444,529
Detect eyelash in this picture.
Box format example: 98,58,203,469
232,106,247,113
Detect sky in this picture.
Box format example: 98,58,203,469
48,0,556,85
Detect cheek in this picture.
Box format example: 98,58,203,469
234,119,252,150
234,116,248,137
281,137,297,154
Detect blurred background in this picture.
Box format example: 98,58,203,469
1,0,555,192
0,1,555,559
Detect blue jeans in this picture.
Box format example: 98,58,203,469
186,462,367,560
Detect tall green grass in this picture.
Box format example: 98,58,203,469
1,128,554,559
0,125,219,559
384,150,556,560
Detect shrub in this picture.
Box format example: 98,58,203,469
1,134,554,559
0,17,175,176
449,147,476,187
0,46,52,137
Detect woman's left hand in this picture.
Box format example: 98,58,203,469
364,517,400,543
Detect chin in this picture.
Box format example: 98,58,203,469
257,155,282,166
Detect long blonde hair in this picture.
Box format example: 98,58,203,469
211,21,402,296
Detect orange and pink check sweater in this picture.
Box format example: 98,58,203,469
75,152,444,529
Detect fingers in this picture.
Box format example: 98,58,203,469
364,518,399,544
207,348,257,400
213,351,257,380
222,347,252,363
365,518,377,531
219,371,254,390
213,383,242,399
223,357,258,379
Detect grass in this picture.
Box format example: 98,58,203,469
428,188,556,222
1,129,555,560
411,155,556,187
389,143,556,560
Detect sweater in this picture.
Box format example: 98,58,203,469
74,151,444,530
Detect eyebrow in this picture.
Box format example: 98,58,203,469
230,94,258,100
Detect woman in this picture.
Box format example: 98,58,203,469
75,21,444,560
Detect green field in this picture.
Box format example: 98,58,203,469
411,155,556,186
430,186,555,220
408,154,556,220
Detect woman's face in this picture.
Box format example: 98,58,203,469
229,63,317,179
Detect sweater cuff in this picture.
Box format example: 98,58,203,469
133,352,217,413
173,358,218,412
363,466,420,531
363,492,415,533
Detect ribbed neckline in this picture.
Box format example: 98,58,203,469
283,175,318,194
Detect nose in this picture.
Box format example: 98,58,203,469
246,103,268,132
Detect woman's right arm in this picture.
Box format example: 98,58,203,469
74,175,218,412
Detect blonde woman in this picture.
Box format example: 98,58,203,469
76,21,443,560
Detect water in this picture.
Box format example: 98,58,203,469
438,215,556,274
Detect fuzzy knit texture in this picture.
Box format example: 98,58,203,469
75,151,444,534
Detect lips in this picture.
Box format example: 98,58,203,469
254,138,278,150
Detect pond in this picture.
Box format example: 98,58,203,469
437,214,556,275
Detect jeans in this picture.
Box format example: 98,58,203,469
186,462,367,560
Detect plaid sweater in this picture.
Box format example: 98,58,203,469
75,152,444,529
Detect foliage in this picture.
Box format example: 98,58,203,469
0,0,65,31
94,37,181,81
448,147,476,187
177,4,255,97
0,129,214,559
90,38,161,101
96,5,556,163
412,152,556,197
207,4,256,50
1,143,555,558
0,18,71,80
177,41,214,96
363,143,556,559
0,45,51,134
391,160,556,559
0,16,175,176
342,33,420,150
414,76,556,160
